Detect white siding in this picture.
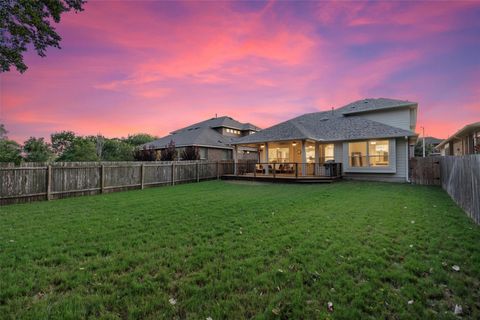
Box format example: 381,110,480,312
357,108,412,131
334,142,343,162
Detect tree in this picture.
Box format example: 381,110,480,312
1,0,86,73
160,140,177,161
51,130,75,157
95,135,105,159
57,137,99,161
0,139,22,164
101,139,134,161
134,146,157,161
0,123,7,139
0,123,22,164
124,133,158,146
23,137,53,162
180,146,200,160
414,140,435,157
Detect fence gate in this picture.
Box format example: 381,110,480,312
409,157,441,185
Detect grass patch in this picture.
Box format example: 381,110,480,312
1,180,479,319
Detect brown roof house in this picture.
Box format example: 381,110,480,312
141,116,260,161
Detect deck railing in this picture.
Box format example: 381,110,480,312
236,161,342,178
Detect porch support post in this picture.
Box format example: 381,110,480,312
314,141,320,176
233,145,238,175
264,142,269,175
301,140,306,176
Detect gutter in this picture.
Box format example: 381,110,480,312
405,136,410,183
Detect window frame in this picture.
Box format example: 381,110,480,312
343,138,397,173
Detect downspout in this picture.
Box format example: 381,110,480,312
405,136,410,183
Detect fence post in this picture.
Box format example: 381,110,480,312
196,162,200,182
101,164,105,193
216,161,220,180
171,162,175,186
295,163,298,179
46,165,52,201
273,163,276,179
140,163,145,189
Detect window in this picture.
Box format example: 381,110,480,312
349,140,389,167
349,142,368,167
368,140,389,166
199,148,208,160
320,144,334,163
268,147,290,162
306,143,315,163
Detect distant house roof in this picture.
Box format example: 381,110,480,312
171,116,261,134
423,137,443,145
339,98,417,115
234,102,417,145
143,116,260,150
437,122,480,149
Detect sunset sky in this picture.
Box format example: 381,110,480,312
1,0,479,143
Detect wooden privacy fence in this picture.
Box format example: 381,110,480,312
409,157,441,185
0,160,234,205
439,155,480,224
410,155,480,224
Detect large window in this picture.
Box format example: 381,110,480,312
349,142,368,167
349,140,389,167
306,143,315,163
368,140,389,166
268,147,290,162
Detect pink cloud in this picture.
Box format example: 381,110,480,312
1,0,479,143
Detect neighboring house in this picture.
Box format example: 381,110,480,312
233,98,418,182
142,116,260,160
437,122,480,155
424,137,443,149
415,136,443,156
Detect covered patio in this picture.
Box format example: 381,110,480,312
230,139,342,182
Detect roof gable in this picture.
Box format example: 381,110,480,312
171,116,260,133
144,126,235,149
339,98,417,115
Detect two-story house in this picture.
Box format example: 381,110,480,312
233,98,418,182
142,116,260,161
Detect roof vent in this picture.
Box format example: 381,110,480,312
320,117,329,121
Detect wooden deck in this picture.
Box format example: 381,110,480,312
222,173,341,183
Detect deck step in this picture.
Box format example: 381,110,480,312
221,175,339,184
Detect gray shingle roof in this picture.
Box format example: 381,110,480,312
144,126,236,150
143,116,260,150
171,116,260,134
339,98,416,115
424,137,443,145
234,109,416,145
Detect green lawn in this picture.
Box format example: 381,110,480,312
1,181,479,319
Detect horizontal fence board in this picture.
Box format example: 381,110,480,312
1,160,234,205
